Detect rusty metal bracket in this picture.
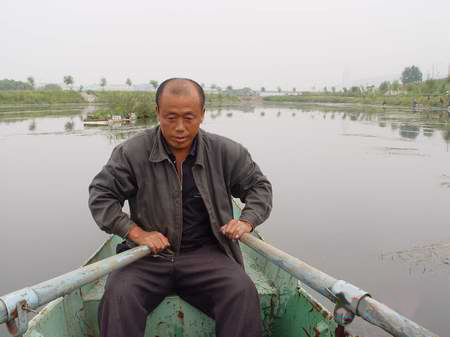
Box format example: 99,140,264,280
6,300,29,337
329,280,371,314
333,303,355,326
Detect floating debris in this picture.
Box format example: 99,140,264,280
440,174,450,188
380,240,450,274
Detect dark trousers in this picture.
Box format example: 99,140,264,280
98,242,262,337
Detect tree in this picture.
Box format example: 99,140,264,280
226,85,233,90
0,79,32,90
379,81,390,93
41,83,62,91
63,75,74,89
27,76,35,89
391,80,401,92
293,87,296,93
126,78,132,88
401,65,422,85
100,77,107,90
350,86,361,96
150,80,159,90
331,86,336,94
277,86,281,93
260,87,265,92
200,83,205,88
210,84,217,90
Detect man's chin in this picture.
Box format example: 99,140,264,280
169,139,191,151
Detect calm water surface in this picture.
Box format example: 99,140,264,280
1,104,449,336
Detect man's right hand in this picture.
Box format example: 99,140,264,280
127,224,171,254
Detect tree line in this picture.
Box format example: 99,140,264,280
0,76,161,91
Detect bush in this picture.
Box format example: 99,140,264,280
91,91,156,119
40,84,63,91
0,90,84,104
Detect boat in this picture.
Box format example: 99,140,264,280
83,115,132,126
0,205,438,337
83,119,131,126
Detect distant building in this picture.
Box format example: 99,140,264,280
223,87,259,96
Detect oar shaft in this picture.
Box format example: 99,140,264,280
0,245,150,324
240,233,438,337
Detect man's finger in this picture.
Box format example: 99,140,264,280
148,242,157,254
227,220,240,236
156,233,170,248
224,219,238,233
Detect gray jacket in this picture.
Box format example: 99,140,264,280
88,126,272,266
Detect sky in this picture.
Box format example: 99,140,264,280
1,0,449,90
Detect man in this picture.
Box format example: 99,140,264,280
88,78,272,337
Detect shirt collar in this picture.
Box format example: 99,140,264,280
160,133,198,162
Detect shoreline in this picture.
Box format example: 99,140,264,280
263,94,449,111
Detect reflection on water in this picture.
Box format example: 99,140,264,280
399,125,420,139
1,103,449,336
64,119,74,132
28,119,36,131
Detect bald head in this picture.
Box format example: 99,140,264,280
156,78,205,110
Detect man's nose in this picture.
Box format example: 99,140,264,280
175,118,186,132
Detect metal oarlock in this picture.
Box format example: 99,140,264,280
6,300,29,337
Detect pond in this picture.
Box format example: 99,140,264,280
1,103,449,336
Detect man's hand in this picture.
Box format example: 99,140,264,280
220,219,253,240
127,224,170,254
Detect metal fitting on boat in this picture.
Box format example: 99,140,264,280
0,287,39,321
329,280,371,315
333,303,355,326
6,300,29,337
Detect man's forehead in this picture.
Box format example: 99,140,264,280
159,86,202,109
164,80,197,95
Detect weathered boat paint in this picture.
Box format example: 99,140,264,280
14,233,339,337
0,203,440,337
0,244,151,333
240,234,438,337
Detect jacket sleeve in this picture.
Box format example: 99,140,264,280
88,145,138,238
229,144,273,229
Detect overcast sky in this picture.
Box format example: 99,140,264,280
1,0,449,90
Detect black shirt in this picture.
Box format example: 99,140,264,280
161,135,217,251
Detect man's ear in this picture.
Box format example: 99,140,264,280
155,105,160,121
200,108,205,123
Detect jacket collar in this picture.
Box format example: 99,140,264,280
149,126,205,167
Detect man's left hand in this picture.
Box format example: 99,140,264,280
220,219,253,240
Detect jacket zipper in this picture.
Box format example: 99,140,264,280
169,159,183,256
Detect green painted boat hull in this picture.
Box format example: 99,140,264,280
24,233,340,337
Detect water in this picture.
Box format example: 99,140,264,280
1,104,449,336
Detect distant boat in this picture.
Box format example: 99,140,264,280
83,115,131,126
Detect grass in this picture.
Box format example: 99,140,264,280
0,90,85,104
264,94,449,108
206,93,241,106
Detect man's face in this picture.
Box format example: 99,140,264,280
156,91,204,154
